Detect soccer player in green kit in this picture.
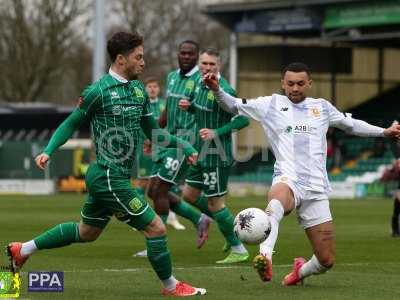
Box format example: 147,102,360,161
147,41,211,249
6,32,206,297
136,77,186,232
179,48,250,264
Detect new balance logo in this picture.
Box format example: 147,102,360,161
110,91,120,99
281,107,289,111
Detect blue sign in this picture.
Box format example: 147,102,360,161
28,271,64,292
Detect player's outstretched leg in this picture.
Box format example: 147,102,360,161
144,215,206,296
7,222,90,272
282,255,332,286
211,204,248,264
253,198,284,281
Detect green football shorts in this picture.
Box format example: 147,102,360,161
152,148,189,185
185,164,231,197
81,163,156,230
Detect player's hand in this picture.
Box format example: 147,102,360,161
383,123,400,138
35,153,50,170
203,73,219,91
143,139,152,155
187,152,198,165
179,99,190,110
199,128,216,141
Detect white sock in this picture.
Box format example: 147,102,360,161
162,276,179,291
299,255,329,279
20,240,37,256
231,243,248,254
259,199,284,260
168,210,177,221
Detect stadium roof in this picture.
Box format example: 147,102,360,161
0,102,73,114
202,0,400,46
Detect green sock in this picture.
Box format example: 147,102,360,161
170,200,201,226
213,207,241,247
34,222,83,250
160,214,168,224
146,235,172,280
193,196,213,218
135,187,145,199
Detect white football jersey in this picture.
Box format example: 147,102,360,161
235,93,350,193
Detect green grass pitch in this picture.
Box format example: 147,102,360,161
1,194,399,299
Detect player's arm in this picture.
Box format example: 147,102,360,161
158,108,167,128
199,115,249,141
178,99,195,113
35,109,86,169
327,101,400,138
36,86,100,170
204,73,270,122
140,115,198,164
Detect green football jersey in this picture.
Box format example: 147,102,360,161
192,76,237,167
79,72,152,177
165,66,200,142
149,97,166,120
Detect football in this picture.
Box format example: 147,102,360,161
234,208,271,245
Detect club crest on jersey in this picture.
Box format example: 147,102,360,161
309,107,320,117
134,87,144,100
185,80,194,92
207,90,215,101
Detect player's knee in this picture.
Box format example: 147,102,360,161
143,216,167,237
79,226,102,242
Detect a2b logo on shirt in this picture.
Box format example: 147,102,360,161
28,271,63,292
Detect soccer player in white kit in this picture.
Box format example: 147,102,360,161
203,62,400,286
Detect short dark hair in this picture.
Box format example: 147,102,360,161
144,76,160,86
282,62,311,78
107,31,143,62
200,47,220,59
178,40,199,53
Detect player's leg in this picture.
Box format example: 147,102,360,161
7,163,110,272
254,180,296,282
115,180,206,296
150,151,209,232
282,198,334,286
148,176,172,223
206,195,249,264
391,192,400,237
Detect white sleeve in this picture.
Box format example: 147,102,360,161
214,88,271,122
326,101,385,137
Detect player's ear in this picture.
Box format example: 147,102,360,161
308,79,313,87
281,79,285,90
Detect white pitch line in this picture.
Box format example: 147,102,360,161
22,262,397,274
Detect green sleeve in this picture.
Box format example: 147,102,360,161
43,109,87,156
215,115,249,137
140,115,197,156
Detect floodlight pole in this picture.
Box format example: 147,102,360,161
229,32,239,160
92,0,106,82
